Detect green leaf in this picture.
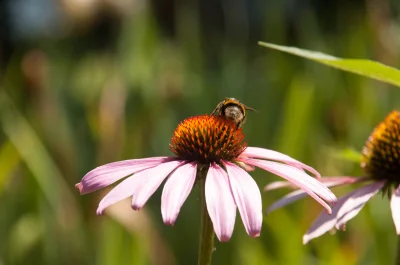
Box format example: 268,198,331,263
258,41,400,88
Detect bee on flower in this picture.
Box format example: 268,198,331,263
75,98,336,242
211,97,256,129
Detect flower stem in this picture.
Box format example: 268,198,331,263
396,236,400,265
198,176,215,265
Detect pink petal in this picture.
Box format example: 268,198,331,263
96,175,138,215
131,160,185,210
265,176,368,214
303,181,385,244
205,163,237,242
266,189,308,214
77,157,172,194
224,162,262,237
317,176,368,186
265,177,366,192
241,158,336,213
240,147,321,178
96,160,183,214
391,185,400,234
335,181,385,229
303,196,349,244
334,204,363,230
264,181,298,191
161,162,197,225
235,161,256,172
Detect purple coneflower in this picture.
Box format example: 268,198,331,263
265,110,400,244
76,114,336,241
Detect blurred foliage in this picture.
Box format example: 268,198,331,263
0,0,400,265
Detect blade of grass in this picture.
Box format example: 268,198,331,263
258,41,400,88
0,90,79,216
0,141,20,193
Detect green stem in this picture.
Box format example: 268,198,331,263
396,236,400,265
198,176,215,265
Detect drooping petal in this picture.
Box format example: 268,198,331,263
96,175,138,215
265,176,368,214
316,176,369,186
264,181,298,191
77,157,172,194
131,160,185,210
266,189,308,214
96,159,183,214
240,147,321,178
303,196,348,244
334,204,363,230
241,158,336,213
161,162,197,225
334,181,385,229
224,161,262,237
303,181,385,244
205,163,236,242
390,185,400,234
265,177,366,192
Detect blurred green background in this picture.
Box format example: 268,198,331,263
1,0,400,264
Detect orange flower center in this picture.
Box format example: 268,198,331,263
170,115,247,163
362,110,400,184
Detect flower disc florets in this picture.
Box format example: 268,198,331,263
169,115,247,163
362,110,400,186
